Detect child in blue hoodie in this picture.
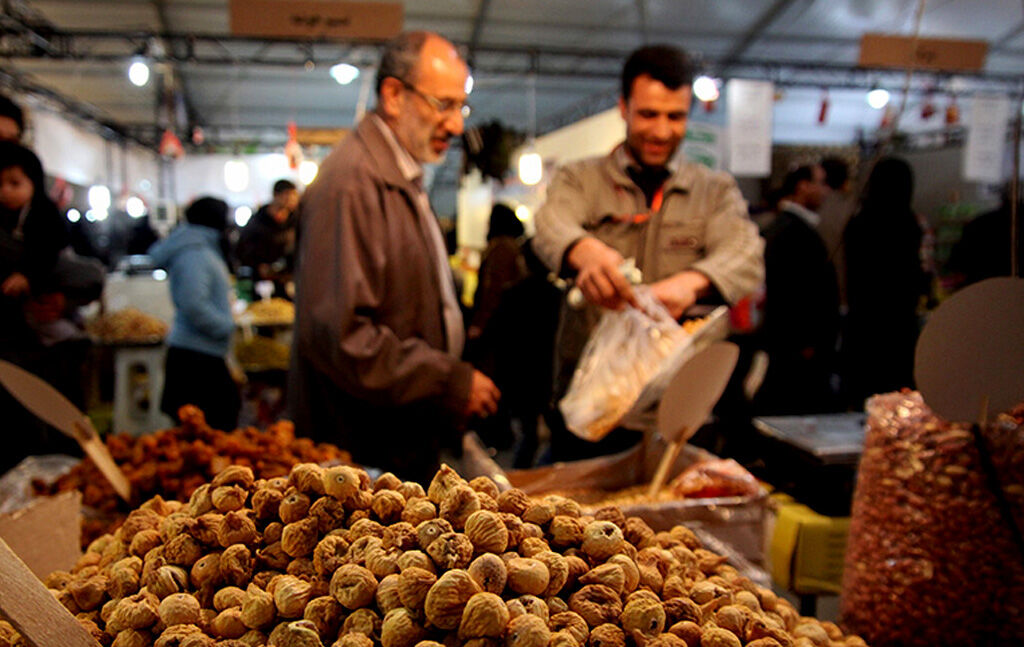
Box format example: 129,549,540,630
149,197,239,430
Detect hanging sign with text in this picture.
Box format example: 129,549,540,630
727,80,774,178
230,0,403,40
859,34,987,72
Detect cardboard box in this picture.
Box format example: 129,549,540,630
769,497,850,594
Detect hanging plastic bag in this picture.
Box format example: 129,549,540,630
559,287,692,441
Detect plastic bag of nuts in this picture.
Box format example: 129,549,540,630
840,391,1024,646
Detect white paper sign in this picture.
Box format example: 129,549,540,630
964,94,1010,183
727,80,774,177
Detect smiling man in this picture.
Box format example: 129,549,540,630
533,44,764,460
290,31,500,482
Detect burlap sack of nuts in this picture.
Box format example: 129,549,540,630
2,462,868,646
840,391,1024,646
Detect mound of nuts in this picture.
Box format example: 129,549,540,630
5,461,870,647
841,392,1024,646
34,406,353,547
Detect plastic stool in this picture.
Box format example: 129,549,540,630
113,345,171,435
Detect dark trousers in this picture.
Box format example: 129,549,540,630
161,346,240,431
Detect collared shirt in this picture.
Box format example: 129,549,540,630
778,199,821,229
370,115,465,357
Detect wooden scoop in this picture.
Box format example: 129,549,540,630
0,360,131,501
647,341,740,498
0,537,101,646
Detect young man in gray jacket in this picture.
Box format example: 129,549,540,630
533,44,765,460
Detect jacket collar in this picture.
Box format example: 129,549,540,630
604,142,692,195
354,115,421,193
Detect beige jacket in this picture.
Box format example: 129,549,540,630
534,145,765,395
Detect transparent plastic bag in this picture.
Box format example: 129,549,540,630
0,454,80,515
559,287,691,441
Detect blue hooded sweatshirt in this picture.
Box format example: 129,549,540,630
148,224,234,357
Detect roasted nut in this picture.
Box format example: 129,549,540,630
519,538,551,559
218,510,259,547
424,569,481,630
214,586,247,611
532,552,568,597
374,472,403,492
620,596,665,642
745,639,785,647
382,607,428,647
506,557,550,596
382,521,418,551
264,522,284,544
579,563,625,595
514,595,550,622
165,534,204,567
191,552,222,589
343,608,382,639
522,502,556,527
426,532,474,570
251,487,283,521
582,522,623,561
468,553,507,594
622,518,654,548
372,490,407,524
309,495,348,533
279,490,312,524
111,629,152,647
330,564,378,610
268,619,323,647
282,517,320,558
427,464,465,505
365,546,401,578
700,626,742,647
335,634,374,647
130,528,163,558
792,623,829,646
440,485,482,530
291,463,327,495
210,607,247,639
375,573,403,614
67,575,108,612
212,465,255,489
159,593,201,626
190,513,224,546
549,517,586,549
662,598,701,627
347,535,384,565
211,485,247,512
550,611,589,645
397,480,426,500
589,623,626,647
256,541,290,570
497,489,531,516
240,584,275,630
402,498,438,526
272,575,313,618
303,595,344,639
568,585,622,627
397,567,436,611
148,564,189,599
458,592,509,638
109,590,160,632
465,510,509,554
313,535,350,577
505,613,550,647
468,477,500,500
550,630,580,647
645,634,687,647
221,544,254,588
547,597,569,616
397,549,435,573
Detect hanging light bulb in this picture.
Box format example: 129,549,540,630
224,160,250,193
234,206,253,227
518,151,543,186
299,160,319,185
866,87,890,110
514,205,531,222
125,196,146,218
128,58,150,87
330,63,360,85
88,185,111,212
693,75,720,103
66,208,81,223
465,73,474,95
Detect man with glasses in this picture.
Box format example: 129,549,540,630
290,31,499,483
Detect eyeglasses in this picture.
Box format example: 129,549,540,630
400,79,472,119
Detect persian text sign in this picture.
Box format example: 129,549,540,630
230,0,403,40
859,34,987,72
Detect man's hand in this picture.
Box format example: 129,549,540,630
567,237,637,310
466,370,500,419
650,270,711,319
2,272,30,297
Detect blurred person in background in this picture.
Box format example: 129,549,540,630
0,141,82,468
817,156,856,306
842,157,929,407
466,203,528,451
755,164,840,414
149,197,239,431
945,182,1021,290
0,95,24,143
289,31,500,483
236,179,300,296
